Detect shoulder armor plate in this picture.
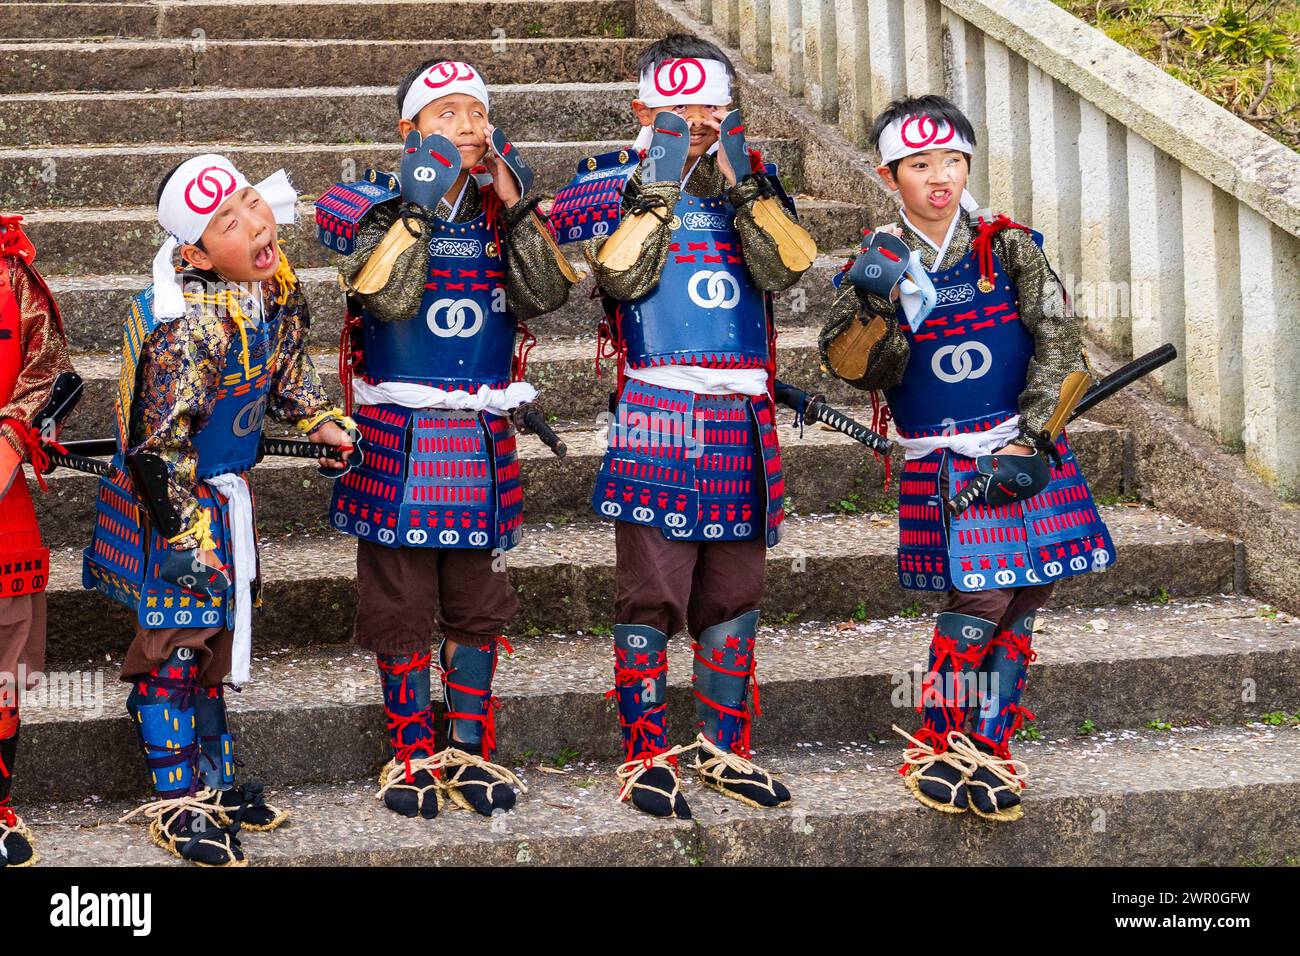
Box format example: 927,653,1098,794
315,170,400,256
547,149,641,246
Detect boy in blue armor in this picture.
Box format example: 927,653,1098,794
316,59,577,821
819,96,1113,821
550,35,817,818
85,155,356,864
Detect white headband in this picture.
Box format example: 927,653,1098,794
633,57,732,152
151,154,298,320
878,114,981,212
400,60,489,122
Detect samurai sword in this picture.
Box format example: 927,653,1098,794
44,447,112,477
773,380,893,455
257,436,363,469
48,436,361,471
945,343,1178,515
511,403,567,458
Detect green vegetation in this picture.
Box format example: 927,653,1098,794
1077,718,1099,735
1145,718,1175,731
1054,0,1299,150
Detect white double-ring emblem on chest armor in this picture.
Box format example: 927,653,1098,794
232,396,267,437
427,297,484,338
687,270,741,309
931,341,992,383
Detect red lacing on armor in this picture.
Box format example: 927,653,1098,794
0,797,15,828
377,650,431,706
987,629,1037,666
0,417,64,492
918,632,985,736
898,725,951,774
690,640,763,759
513,322,536,382
337,307,364,417
1003,703,1036,748
971,213,1031,291
870,392,893,491
973,702,1038,762
385,709,439,783
595,302,630,398
439,636,512,759
604,655,670,762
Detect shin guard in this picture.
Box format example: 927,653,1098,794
610,624,669,760
126,648,199,796
972,611,1038,752
692,610,761,756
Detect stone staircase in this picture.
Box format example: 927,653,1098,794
3,0,1299,866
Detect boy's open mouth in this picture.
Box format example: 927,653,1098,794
928,188,952,208
253,241,276,270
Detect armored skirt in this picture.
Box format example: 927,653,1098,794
331,403,523,552
592,379,785,546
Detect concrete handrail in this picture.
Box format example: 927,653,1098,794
681,0,1300,499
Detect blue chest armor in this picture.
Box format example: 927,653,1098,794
317,173,523,551
553,150,787,545
83,286,278,629
620,192,769,371
361,211,516,391
837,230,1115,592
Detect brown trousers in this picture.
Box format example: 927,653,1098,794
943,582,1056,632
614,521,766,638
0,593,46,709
121,625,233,688
353,540,519,656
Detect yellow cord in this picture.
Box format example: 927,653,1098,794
298,407,355,435
166,508,216,552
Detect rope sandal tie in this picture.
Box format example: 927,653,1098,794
375,754,447,816
689,733,790,808
431,746,528,813
119,789,246,867
0,802,37,868
893,725,980,814
947,732,1029,822
615,741,697,808
201,781,291,832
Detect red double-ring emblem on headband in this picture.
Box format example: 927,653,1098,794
183,166,237,215
899,115,955,149
653,58,706,96
424,61,476,89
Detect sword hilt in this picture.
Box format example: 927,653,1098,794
512,404,567,458
807,399,894,455
946,473,990,516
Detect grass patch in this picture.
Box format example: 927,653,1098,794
1053,0,1300,150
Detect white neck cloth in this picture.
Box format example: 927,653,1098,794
400,60,489,122
151,154,297,320
878,114,981,213
633,57,732,152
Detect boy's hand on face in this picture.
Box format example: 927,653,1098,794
704,109,737,186
482,124,521,207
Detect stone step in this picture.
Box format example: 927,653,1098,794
20,197,865,277
48,328,1065,448
0,0,638,42
40,505,1237,665
24,721,1300,865
0,36,644,94
0,136,803,208
16,595,1295,803
0,82,641,148
33,412,1126,550
46,255,849,352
